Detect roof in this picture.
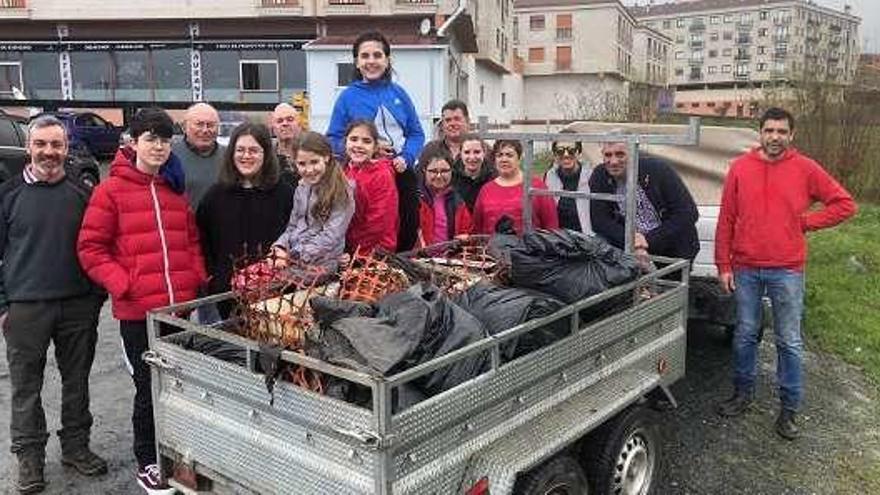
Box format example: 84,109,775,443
628,0,854,19
306,34,445,48
515,0,621,9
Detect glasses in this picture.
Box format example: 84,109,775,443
140,135,172,147
603,151,627,159
554,146,578,156
234,147,264,156
192,121,218,130
426,169,452,176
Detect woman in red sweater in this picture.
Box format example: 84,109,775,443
416,147,472,247
472,139,558,235
343,120,399,252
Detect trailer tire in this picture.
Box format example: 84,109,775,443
583,406,658,495
514,454,590,495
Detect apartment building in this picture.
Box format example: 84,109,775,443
514,0,671,121
630,0,861,117
0,0,518,126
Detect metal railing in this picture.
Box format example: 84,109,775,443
476,117,702,252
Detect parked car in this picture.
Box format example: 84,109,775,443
0,111,101,188
32,110,123,159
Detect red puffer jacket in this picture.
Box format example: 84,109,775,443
77,149,207,320
344,158,399,253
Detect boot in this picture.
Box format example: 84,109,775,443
62,445,109,476
15,453,46,494
776,408,800,440
715,391,753,417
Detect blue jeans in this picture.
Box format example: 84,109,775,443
732,268,805,412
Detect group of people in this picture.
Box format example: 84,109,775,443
0,27,857,495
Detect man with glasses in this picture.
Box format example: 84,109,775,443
172,102,224,209
589,133,699,262
0,116,107,493
544,129,592,233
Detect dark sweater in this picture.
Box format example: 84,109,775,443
452,161,496,211
0,175,95,311
556,166,582,231
196,181,294,299
589,157,699,260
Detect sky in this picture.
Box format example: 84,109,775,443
622,0,880,53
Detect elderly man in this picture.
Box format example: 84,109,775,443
715,107,856,440
589,134,699,261
0,116,107,494
171,102,223,209
269,102,301,187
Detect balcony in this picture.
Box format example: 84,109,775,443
734,73,750,81
736,36,751,45
690,39,703,48
736,21,753,29
734,53,751,61
688,58,704,66
689,21,706,32
328,0,364,4
773,49,787,59
689,71,703,81
0,0,26,6
773,17,791,26
394,0,437,12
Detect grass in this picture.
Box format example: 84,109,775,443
805,203,880,386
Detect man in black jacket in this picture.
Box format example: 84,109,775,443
589,138,699,261
0,116,107,494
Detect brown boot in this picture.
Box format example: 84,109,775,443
15,453,46,494
62,445,109,476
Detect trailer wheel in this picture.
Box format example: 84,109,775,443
514,454,590,495
584,406,657,495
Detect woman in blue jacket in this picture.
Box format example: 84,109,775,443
326,30,425,252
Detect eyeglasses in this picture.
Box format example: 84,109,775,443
426,169,452,176
140,135,172,147
554,146,578,156
603,151,627,159
192,121,218,130
234,147,264,156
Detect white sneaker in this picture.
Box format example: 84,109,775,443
136,464,177,495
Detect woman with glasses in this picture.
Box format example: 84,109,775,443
416,147,473,247
472,139,558,235
544,130,593,233
196,122,294,318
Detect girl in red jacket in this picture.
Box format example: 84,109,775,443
416,147,472,247
77,108,205,495
343,120,399,253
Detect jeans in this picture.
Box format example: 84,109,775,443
119,320,157,468
732,268,805,412
4,295,102,455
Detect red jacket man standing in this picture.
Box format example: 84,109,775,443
714,107,856,440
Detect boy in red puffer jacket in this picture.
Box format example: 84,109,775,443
77,108,206,495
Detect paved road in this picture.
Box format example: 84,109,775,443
1,306,877,494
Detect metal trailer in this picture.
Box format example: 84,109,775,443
145,120,701,495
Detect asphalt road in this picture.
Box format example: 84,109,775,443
1,305,878,494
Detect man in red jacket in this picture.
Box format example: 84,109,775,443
714,107,857,440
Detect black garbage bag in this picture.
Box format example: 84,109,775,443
454,282,568,360
170,332,248,366
497,229,641,304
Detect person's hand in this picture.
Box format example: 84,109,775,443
719,272,736,294
392,156,407,173
338,253,351,266
0,312,8,335
634,232,649,251
270,246,290,269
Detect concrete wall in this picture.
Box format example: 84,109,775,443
522,74,627,121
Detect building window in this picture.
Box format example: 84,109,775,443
723,48,733,56
528,47,545,62
757,63,766,71
152,48,192,102
723,31,733,40
708,66,717,74
676,102,685,108
758,46,766,55
691,102,700,108
513,18,519,42
479,84,485,104
674,51,684,60
240,60,278,92
70,51,113,100
710,15,720,25
0,61,23,96
676,35,684,44
501,92,507,108
663,20,671,29
556,46,572,70
722,64,732,73
337,63,355,87
710,32,719,41
530,15,545,31
723,14,733,23
760,11,769,21
758,28,768,37
556,14,572,40
676,18,685,28
709,49,718,58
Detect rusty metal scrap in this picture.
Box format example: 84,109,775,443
337,248,410,303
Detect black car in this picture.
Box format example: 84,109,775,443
0,110,102,187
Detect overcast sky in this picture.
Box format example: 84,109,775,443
623,0,880,52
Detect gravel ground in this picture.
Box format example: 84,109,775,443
1,305,878,494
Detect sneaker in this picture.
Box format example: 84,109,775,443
776,408,800,440
715,392,753,417
136,464,176,495
62,446,109,476
15,455,46,494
